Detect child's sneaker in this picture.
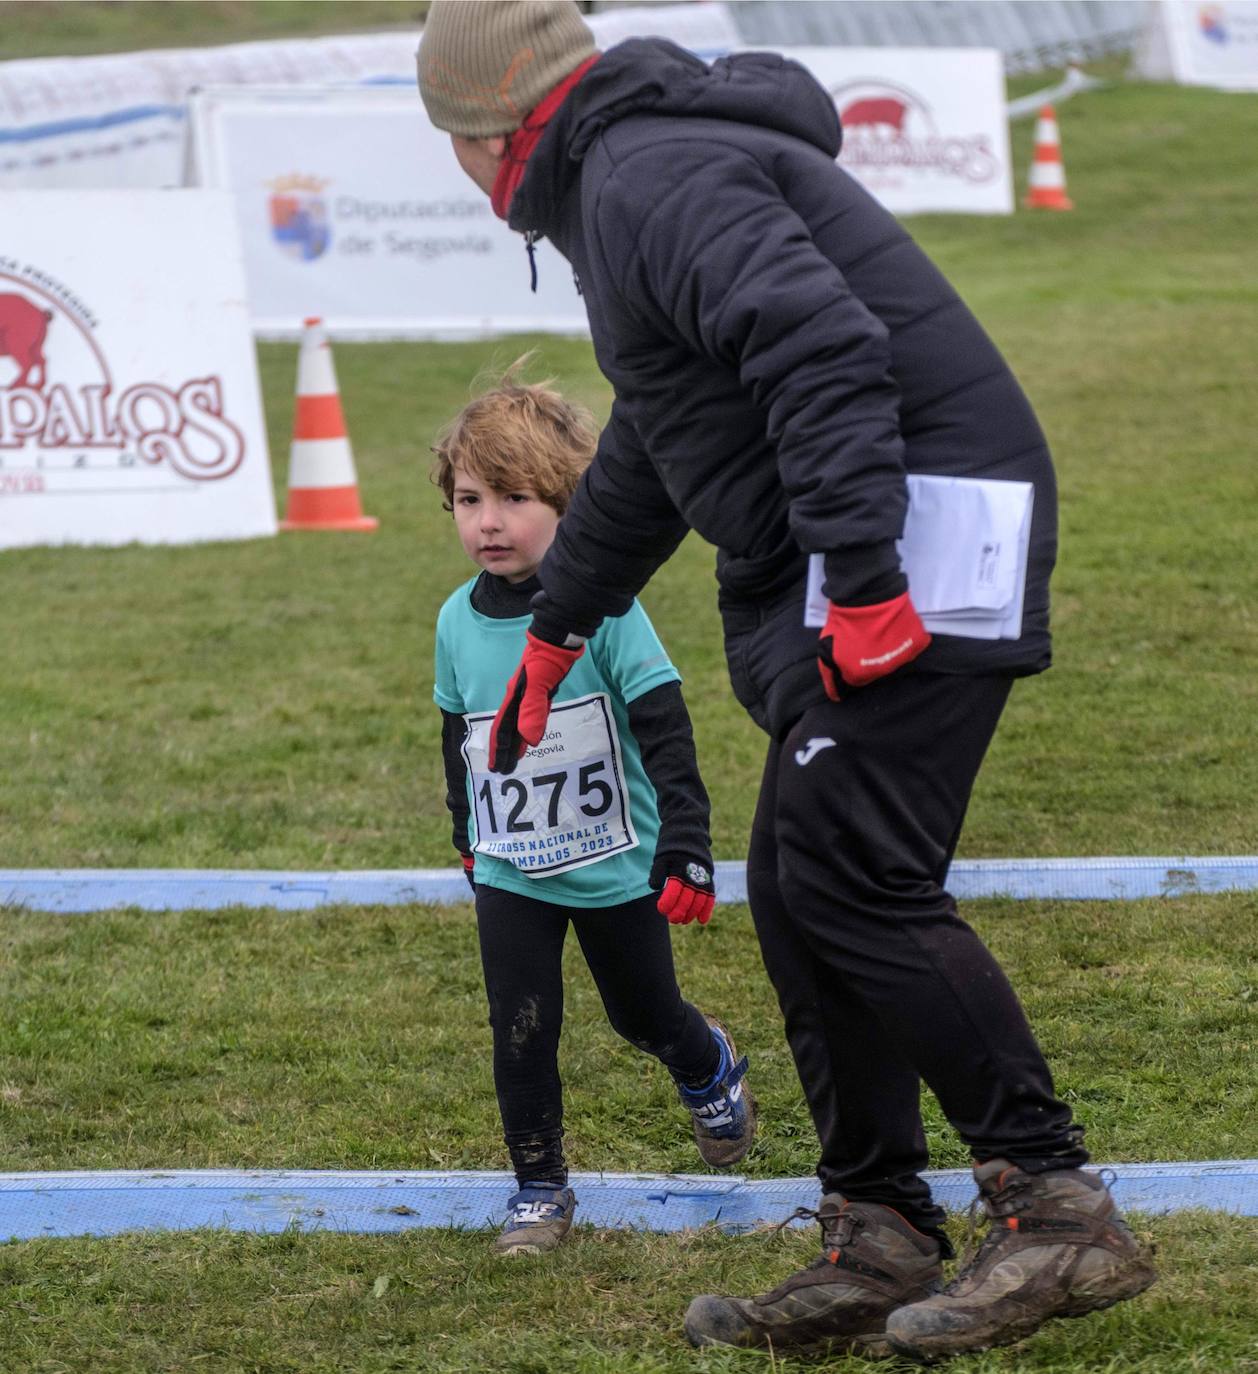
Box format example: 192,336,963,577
492,1184,576,1257
678,1016,757,1168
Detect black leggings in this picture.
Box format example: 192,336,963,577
747,673,1086,1247
474,884,717,1187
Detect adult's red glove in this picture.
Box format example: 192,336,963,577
459,851,476,892
488,632,584,774
817,591,931,701
651,854,716,926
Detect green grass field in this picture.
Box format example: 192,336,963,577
2,11,1258,1371
2,892,1255,1373
0,1,430,58
3,79,1256,869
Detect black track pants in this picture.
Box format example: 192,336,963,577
746,673,1085,1243
474,885,717,1188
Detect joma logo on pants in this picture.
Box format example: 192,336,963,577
794,737,837,766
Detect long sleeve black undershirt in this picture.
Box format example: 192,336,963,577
439,571,710,865
440,708,472,855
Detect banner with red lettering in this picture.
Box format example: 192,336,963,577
782,48,1013,216
0,190,275,547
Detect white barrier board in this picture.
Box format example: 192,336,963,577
1136,0,1258,88
0,191,275,548
0,8,735,193
590,1,739,56
187,47,1009,338
0,32,421,192
781,48,1013,215
187,86,586,338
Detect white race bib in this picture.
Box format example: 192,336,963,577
462,692,639,877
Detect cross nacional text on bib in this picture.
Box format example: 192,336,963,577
461,692,639,877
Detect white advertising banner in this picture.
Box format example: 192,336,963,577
190,48,1010,338
589,1,740,57
0,191,276,548
0,4,735,192
0,33,420,192
187,86,586,338
1136,0,1258,88
779,48,1013,216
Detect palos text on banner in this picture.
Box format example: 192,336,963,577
0,190,275,548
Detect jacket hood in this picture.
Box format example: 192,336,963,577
509,37,842,235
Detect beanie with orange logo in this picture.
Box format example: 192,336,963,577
417,0,598,137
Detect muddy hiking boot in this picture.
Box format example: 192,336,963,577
886,1160,1158,1362
492,1184,576,1257
677,1016,757,1169
684,1196,944,1357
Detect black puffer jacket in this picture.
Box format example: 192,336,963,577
514,39,1056,736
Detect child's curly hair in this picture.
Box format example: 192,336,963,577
431,356,598,515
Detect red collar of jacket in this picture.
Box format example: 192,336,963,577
490,54,600,221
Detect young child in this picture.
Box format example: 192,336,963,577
431,367,756,1256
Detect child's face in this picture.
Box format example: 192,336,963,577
451,465,560,584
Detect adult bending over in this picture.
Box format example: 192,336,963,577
417,2,1156,1360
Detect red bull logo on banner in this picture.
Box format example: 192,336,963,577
0,262,247,493
268,173,331,261
833,80,999,186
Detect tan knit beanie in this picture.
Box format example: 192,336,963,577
418,1,598,138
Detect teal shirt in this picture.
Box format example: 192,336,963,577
434,577,681,908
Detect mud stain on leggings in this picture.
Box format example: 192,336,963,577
509,995,542,1051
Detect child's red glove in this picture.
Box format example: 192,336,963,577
817,592,931,700
651,854,716,926
488,632,584,774
459,852,476,892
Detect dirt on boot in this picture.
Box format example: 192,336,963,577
885,1161,1157,1362
492,1185,576,1257
684,1196,943,1357
679,1015,757,1170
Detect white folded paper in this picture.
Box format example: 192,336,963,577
805,474,1034,641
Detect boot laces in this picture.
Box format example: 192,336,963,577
983,1174,1033,1221
771,1204,821,1236
945,1176,1032,1291
771,1204,866,1253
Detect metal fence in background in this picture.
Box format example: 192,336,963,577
593,0,1148,72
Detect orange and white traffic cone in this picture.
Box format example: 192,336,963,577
1024,104,1073,211
280,317,378,531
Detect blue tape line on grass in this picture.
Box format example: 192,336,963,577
3,857,1258,914
1,1162,1253,1242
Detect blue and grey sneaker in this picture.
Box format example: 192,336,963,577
492,1184,577,1257
677,1016,757,1168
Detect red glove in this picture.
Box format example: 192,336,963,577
651,854,716,926
488,632,584,774
817,591,931,700
459,852,476,892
